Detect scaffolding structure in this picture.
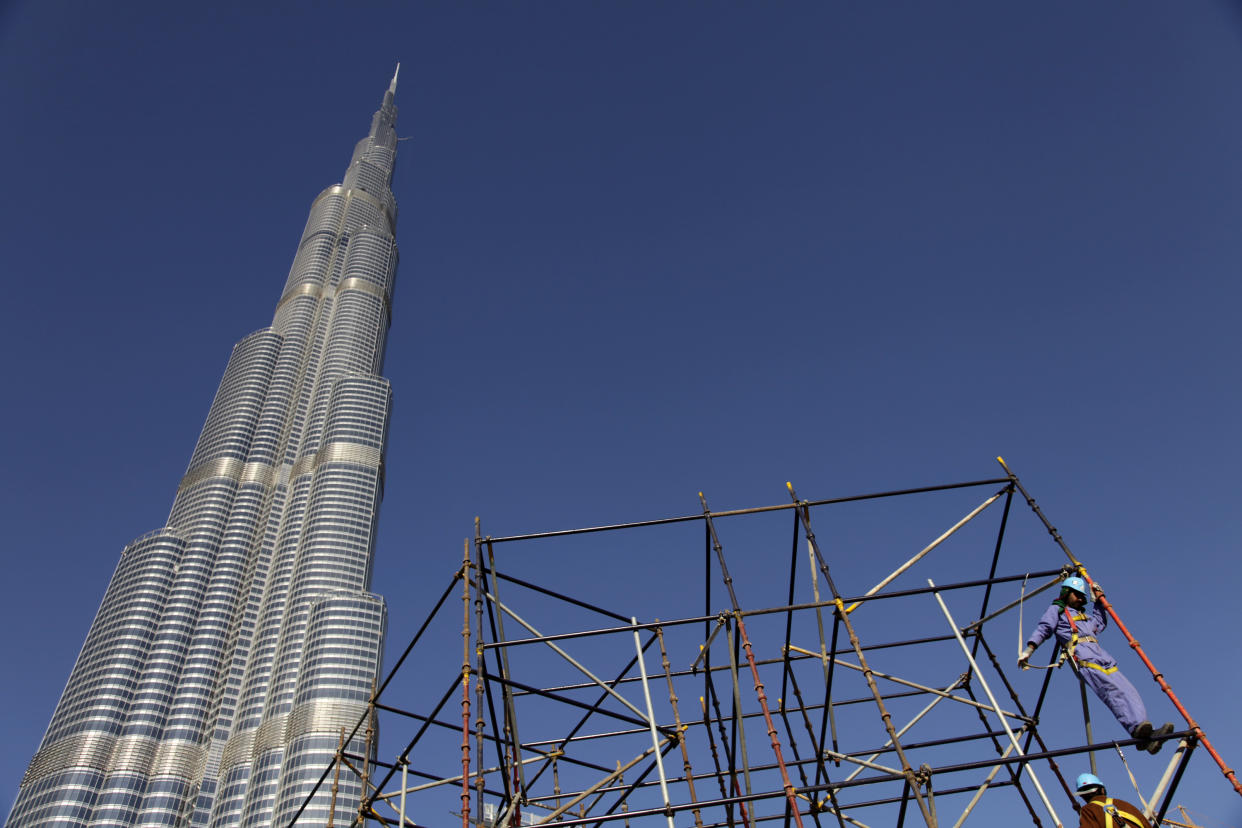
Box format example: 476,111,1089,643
288,461,1239,828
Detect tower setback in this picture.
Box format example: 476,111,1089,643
8,70,402,828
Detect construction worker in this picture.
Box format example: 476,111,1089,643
1073,772,1152,828
1018,576,1174,753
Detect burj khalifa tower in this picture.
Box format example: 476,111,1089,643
9,69,403,828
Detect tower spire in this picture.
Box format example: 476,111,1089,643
381,63,400,111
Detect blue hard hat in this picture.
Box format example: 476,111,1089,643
1076,772,1104,794
1061,576,1088,596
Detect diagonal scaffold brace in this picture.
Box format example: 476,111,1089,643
996,456,1242,799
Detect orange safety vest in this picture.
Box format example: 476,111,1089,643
1089,796,1147,828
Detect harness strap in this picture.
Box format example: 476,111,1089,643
1062,609,1115,673
1099,797,1146,828
1079,661,1119,675
1063,608,1082,661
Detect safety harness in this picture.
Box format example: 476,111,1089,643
1089,796,1147,828
1063,608,1118,674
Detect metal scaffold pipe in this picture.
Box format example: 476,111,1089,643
844,490,1006,615
656,625,706,828
1146,739,1192,823
632,618,676,828
462,541,473,828
928,579,1064,828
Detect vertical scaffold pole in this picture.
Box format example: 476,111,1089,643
929,579,1063,828
700,492,806,828
362,678,376,827
997,456,1242,797
805,534,841,777
473,520,489,824
1074,666,1097,776
399,758,408,828
483,536,527,821
462,540,473,828
656,625,705,828
328,727,345,828
724,622,755,801
780,666,848,828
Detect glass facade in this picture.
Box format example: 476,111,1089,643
8,72,401,828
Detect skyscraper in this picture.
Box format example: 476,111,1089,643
9,70,402,828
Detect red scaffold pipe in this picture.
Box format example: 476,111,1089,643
461,675,472,828
461,547,473,828
998,457,1242,798
737,615,808,828
699,491,805,828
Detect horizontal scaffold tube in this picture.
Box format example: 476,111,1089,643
479,568,1064,650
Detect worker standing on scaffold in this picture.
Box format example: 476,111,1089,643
1018,576,1174,753
1073,773,1152,828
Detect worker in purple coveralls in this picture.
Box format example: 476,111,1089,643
1018,576,1174,754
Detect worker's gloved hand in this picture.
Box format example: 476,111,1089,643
1090,582,1104,598
1017,644,1035,669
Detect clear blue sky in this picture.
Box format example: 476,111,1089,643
1,2,1240,825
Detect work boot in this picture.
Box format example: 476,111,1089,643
1146,723,1175,755
1131,721,1154,752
